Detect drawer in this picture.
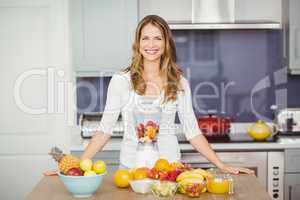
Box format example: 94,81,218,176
285,149,300,173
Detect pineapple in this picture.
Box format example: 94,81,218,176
49,147,80,174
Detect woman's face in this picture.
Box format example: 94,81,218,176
139,23,165,63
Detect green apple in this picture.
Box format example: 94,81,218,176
84,170,97,176
92,160,106,174
79,159,93,171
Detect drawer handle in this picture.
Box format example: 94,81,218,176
289,185,292,200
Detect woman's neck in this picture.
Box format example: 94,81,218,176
143,59,160,77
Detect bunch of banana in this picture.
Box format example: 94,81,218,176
176,168,212,195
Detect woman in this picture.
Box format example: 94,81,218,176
81,15,253,174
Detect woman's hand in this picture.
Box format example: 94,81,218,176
218,164,255,175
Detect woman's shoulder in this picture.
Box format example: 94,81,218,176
110,70,131,89
179,75,190,89
111,70,130,82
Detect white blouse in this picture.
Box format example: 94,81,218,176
98,71,201,168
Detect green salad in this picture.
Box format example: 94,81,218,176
151,181,178,198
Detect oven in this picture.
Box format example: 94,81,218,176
181,150,284,200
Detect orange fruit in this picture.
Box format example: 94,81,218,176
133,169,148,180
154,159,170,172
114,169,132,188
147,127,157,140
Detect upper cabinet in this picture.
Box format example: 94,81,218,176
139,0,281,24
286,0,300,74
139,0,192,23
71,0,138,76
235,0,281,22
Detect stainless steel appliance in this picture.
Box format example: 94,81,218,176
275,108,300,134
79,112,123,138
181,151,284,200
139,0,282,30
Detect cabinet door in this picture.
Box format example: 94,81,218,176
71,0,137,75
0,0,70,199
235,0,281,22
285,174,300,200
139,0,192,23
289,0,300,74
285,149,300,173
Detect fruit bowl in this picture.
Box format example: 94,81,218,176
58,172,106,198
151,181,178,200
129,178,156,194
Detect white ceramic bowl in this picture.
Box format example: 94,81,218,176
129,178,156,194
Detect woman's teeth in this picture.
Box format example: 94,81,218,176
145,49,158,55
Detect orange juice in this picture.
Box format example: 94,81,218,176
207,178,230,194
206,168,234,194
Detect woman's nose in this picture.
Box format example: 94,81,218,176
148,39,155,47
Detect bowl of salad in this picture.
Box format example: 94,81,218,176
151,181,178,200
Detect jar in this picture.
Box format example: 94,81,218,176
206,168,234,194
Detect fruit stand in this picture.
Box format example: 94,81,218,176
25,173,271,200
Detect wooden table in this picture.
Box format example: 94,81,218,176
25,174,271,200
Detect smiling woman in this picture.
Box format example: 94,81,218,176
80,15,254,175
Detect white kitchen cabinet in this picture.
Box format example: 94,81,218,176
139,0,192,23
288,0,300,74
71,0,138,76
0,0,71,199
235,0,282,22
0,156,56,200
285,149,300,200
285,174,300,200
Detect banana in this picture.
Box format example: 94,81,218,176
192,168,213,179
176,171,204,182
179,178,204,185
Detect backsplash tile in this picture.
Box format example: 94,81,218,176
76,29,300,122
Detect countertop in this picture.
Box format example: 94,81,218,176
71,133,300,152
25,173,271,200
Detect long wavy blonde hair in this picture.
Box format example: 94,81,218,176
124,15,183,102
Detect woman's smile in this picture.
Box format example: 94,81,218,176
145,48,159,55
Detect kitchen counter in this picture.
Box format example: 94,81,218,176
71,133,300,152
25,174,271,200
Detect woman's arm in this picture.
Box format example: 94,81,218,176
80,132,111,160
80,74,126,160
189,134,254,174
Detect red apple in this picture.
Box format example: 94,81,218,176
66,167,83,176
167,169,183,182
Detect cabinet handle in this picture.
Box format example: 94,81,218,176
289,185,292,200
295,28,299,59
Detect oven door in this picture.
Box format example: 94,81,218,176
181,151,268,189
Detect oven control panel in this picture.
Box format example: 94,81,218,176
268,152,284,200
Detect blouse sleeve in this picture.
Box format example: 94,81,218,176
177,77,202,140
98,74,124,135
